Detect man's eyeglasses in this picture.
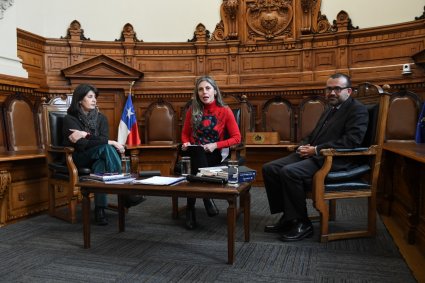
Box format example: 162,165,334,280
325,86,351,94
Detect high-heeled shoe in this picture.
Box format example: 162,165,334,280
185,206,197,230
203,198,219,217
94,206,108,226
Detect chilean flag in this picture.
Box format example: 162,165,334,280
118,95,141,146
415,102,425,143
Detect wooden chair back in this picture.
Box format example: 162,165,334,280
144,99,176,145
297,96,327,142
262,97,293,143
3,93,41,152
386,90,421,141
41,95,81,223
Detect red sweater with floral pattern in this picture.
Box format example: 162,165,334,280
181,101,241,149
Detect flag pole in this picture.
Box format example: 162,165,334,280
129,81,135,96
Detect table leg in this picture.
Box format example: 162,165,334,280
227,197,237,264
172,196,179,219
118,194,125,232
243,189,251,242
82,190,91,249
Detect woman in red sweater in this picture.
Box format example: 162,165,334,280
181,75,241,229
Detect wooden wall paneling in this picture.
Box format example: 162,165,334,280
417,172,425,257
0,107,6,153
17,30,46,88
390,154,422,244
96,90,125,141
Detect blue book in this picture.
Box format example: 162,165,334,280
238,166,256,182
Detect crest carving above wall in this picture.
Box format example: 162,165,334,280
246,0,293,40
207,0,358,46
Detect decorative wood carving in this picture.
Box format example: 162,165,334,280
62,20,89,41
222,0,240,39
188,23,211,42
116,23,142,43
415,5,425,20
331,10,358,32
300,0,320,34
0,0,13,19
115,23,141,65
246,0,294,41
61,54,143,88
211,21,226,41
315,12,333,33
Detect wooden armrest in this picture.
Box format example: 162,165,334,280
49,145,75,154
320,145,378,156
230,143,245,151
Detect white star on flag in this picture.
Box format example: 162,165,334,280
126,107,134,119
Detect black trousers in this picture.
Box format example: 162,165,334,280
183,147,222,207
262,152,321,222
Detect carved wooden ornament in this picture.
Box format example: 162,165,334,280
247,0,293,40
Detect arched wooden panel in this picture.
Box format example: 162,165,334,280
262,97,293,142
145,100,176,145
4,93,40,151
386,90,421,141
298,96,326,141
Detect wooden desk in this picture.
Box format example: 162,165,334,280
381,142,425,256
77,180,251,264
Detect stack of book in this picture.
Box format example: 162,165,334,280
197,165,256,183
238,166,257,183
198,166,228,179
81,173,136,184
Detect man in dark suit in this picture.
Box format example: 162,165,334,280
262,73,369,241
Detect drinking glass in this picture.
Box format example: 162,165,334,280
227,160,239,184
181,156,191,176
121,156,131,174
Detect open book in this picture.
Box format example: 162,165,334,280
133,176,186,186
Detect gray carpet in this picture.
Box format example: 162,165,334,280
0,187,416,282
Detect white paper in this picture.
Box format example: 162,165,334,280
133,176,186,185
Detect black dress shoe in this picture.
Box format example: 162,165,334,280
264,218,298,233
94,206,108,226
280,221,313,242
203,198,219,217
185,206,197,230
124,195,146,208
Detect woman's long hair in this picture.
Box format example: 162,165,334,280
191,76,225,130
67,84,99,116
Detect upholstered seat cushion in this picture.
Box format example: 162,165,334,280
48,162,91,178
326,164,371,181
324,164,371,191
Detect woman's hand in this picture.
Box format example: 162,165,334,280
109,140,125,154
203,143,217,153
181,142,191,151
68,129,88,143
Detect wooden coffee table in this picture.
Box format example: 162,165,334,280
77,180,251,264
